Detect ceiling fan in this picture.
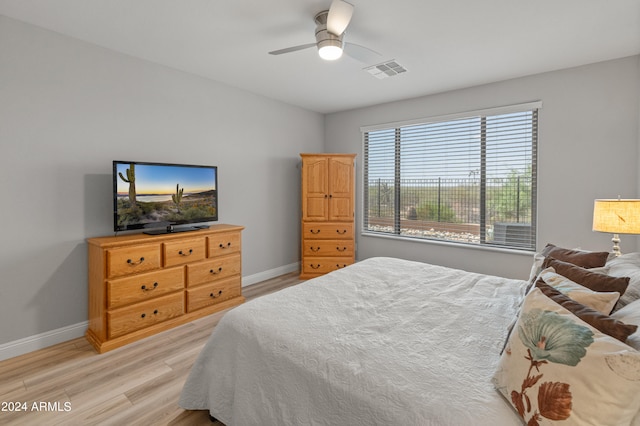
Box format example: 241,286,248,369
268,0,380,62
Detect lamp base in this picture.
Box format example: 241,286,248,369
611,233,622,257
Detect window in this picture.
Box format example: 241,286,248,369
362,102,540,251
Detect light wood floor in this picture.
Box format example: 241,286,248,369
0,272,304,426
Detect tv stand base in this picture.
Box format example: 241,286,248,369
143,224,204,235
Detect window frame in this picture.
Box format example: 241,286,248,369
360,101,541,252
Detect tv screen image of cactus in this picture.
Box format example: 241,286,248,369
114,161,217,231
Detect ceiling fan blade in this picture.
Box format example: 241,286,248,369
268,43,317,55
343,42,381,63
327,0,354,36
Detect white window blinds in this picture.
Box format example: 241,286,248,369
362,102,540,251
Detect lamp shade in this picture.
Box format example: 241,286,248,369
592,199,640,234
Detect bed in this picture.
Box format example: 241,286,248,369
179,255,640,425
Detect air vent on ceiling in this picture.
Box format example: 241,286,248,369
364,60,407,79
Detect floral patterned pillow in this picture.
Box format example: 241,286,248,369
493,288,640,425
536,268,620,315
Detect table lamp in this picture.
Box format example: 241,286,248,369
592,199,640,257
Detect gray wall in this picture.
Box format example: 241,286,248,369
0,16,324,345
325,56,640,280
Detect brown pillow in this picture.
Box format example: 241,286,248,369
541,243,609,269
536,281,637,342
542,256,630,296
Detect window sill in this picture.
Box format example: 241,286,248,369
360,230,536,257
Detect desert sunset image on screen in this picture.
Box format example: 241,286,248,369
115,162,217,230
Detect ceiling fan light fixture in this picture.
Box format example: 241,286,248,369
318,43,343,60
315,13,344,61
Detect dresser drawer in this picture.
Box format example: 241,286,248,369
302,240,354,257
164,237,206,267
107,267,184,309
302,223,353,240
107,292,184,339
186,254,241,287
186,276,242,312
107,244,162,278
302,257,354,275
208,231,241,257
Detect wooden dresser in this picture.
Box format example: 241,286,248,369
300,154,356,279
86,224,244,353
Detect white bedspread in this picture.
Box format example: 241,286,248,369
179,257,527,425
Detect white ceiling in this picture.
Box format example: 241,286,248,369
1,0,639,114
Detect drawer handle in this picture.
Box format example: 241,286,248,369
310,264,321,269
127,257,145,265
310,229,321,235
336,246,347,252
336,229,348,235
178,249,193,256
141,282,159,291
140,309,159,319
209,267,223,275
336,264,347,268
310,246,320,252
219,242,232,249
209,290,223,298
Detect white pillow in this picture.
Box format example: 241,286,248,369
612,298,640,351
537,268,620,315
606,252,640,309
527,251,546,284
493,289,640,425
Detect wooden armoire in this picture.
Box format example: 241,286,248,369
300,153,356,279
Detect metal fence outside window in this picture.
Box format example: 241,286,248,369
365,176,533,247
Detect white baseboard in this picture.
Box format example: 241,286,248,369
0,321,88,362
0,263,300,361
242,262,300,286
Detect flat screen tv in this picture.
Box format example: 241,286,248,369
113,161,218,234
